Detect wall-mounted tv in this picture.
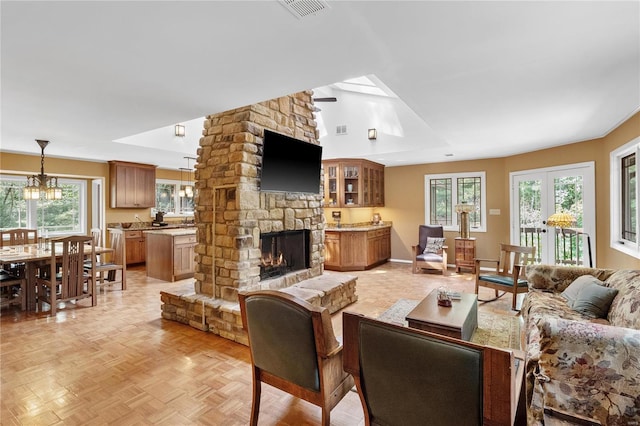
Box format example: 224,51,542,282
260,129,323,194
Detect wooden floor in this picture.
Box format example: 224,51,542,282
1,262,519,425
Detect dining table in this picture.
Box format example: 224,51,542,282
0,242,113,311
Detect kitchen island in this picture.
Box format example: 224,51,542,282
145,228,197,282
324,223,391,271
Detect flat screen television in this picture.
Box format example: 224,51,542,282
260,129,323,194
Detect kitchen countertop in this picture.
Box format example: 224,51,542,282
143,228,197,236
325,223,392,232
107,223,195,231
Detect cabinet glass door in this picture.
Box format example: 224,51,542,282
325,164,338,206
343,165,360,206
363,167,370,205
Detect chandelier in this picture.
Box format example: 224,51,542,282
23,140,62,200
179,156,196,198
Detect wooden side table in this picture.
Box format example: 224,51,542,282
455,237,476,273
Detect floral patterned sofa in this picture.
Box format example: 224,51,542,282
522,265,640,425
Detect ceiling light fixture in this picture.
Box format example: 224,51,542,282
368,128,377,140
175,124,186,138
179,156,196,198
23,139,62,200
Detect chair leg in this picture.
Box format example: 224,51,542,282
250,374,261,426
50,285,56,315
321,406,330,426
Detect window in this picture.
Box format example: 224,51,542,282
611,137,639,258
424,172,486,233
0,175,87,235
155,180,194,217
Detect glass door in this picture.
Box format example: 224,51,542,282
511,162,595,266
324,163,338,207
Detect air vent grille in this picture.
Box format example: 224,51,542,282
279,0,331,19
336,125,347,135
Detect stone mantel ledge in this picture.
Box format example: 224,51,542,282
324,222,392,232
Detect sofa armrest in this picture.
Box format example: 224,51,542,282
526,316,640,424
524,264,615,293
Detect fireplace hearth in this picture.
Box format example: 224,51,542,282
260,230,310,280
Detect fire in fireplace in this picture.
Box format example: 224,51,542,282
259,230,310,280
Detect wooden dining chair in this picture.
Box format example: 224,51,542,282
0,270,27,311
474,243,536,310
87,230,126,292
38,235,96,315
0,228,38,247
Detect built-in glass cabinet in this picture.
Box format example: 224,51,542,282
322,159,384,207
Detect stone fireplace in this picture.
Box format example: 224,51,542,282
160,91,357,345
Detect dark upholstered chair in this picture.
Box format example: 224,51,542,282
238,290,354,426
412,225,448,275
474,243,536,311
342,311,525,426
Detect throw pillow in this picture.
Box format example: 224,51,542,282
571,281,619,319
561,275,604,306
423,237,445,254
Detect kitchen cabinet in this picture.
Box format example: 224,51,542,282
324,226,390,271
109,161,157,208
322,159,384,208
455,237,476,273
145,229,196,281
124,230,146,265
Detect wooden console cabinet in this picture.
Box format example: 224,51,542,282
323,159,384,208
109,161,157,208
325,226,391,271
455,237,476,273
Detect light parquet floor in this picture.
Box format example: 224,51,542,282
1,262,519,425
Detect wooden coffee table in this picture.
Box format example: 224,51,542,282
405,290,478,341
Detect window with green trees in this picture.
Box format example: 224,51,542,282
0,175,86,235
424,171,486,233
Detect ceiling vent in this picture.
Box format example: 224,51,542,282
336,125,347,136
279,0,331,19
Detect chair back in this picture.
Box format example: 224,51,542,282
109,230,126,265
418,225,444,251
49,235,94,299
496,244,536,277
90,228,102,247
0,228,37,247
240,291,323,391
343,312,483,426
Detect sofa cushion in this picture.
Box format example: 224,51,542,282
570,281,618,319
526,264,615,293
423,237,445,254
561,275,604,306
606,270,640,329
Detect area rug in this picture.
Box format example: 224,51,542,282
377,298,521,351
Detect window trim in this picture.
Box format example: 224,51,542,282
424,171,487,233
610,136,640,259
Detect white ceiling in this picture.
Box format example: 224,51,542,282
2,1,638,170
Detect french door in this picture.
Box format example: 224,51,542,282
511,162,595,266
